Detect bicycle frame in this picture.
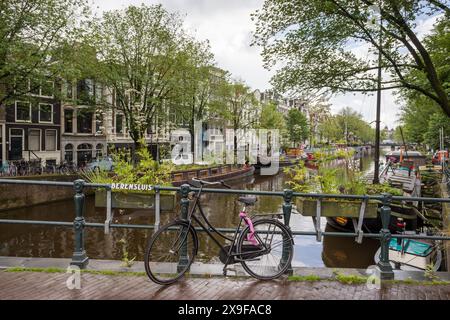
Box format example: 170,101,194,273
181,184,271,265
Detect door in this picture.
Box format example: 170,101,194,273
10,137,23,160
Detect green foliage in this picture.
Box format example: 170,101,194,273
259,102,286,132
285,153,402,196
82,145,173,188
397,17,450,145
0,0,90,105
252,1,450,117
85,4,214,145
284,163,313,193
424,263,439,282
366,183,403,196
285,109,308,145
334,272,368,285
287,275,322,282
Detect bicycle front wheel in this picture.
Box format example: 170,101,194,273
237,218,293,280
144,220,198,285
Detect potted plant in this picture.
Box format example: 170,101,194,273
84,143,176,211
284,155,381,218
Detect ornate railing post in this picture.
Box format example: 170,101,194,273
71,179,89,268
281,189,293,274
177,184,190,272
377,193,394,280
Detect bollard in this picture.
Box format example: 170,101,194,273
154,186,160,233
376,193,394,280
104,186,112,234
177,184,191,273
281,189,293,275
71,179,89,268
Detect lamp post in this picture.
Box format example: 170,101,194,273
367,3,383,184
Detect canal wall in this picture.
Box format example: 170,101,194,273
0,175,80,211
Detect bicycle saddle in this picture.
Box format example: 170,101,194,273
238,196,257,206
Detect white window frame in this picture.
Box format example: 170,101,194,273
66,80,73,99
75,106,94,135
28,128,42,152
15,101,32,123
44,129,57,151
115,113,124,134
38,103,53,123
9,128,24,152
63,107,74,134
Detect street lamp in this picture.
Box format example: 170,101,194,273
366,2,383,184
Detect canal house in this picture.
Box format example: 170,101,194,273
61,79,107,167
5,78,61,165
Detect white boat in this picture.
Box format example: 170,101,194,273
374,234,442,272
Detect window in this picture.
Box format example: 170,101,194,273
64,144,73,162
95,83,102,102
41,80,54,97
64,109,73,133
77,79,94,104
96,143,104,158
39,104,53,123
45,130,57,151
28,129,41,151
95,113,103,134
116,114,124,134
77,108,93,133
66,81,73,99
15,101,31,122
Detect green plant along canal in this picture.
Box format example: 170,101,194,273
0,148,389,269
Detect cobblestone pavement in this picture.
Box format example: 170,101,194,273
0,271,449,300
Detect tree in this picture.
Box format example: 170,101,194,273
285,109,308,147
424,113,450,149
304,100,331,146
397,16,450,147
89,4,192,152
0,0,89,104
219,81,259,161
319,116,342,143
259,102,286,131
172,42,228,152
336,107,375,144
252,1,450,117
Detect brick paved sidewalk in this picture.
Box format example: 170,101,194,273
0,271,449,300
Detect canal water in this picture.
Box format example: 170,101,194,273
0,147,390,269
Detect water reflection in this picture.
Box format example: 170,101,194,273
0,148,389,268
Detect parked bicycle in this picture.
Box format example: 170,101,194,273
57,161,78,175
0,161,17,176
144,178,294,285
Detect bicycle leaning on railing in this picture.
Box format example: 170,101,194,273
144,178,294,285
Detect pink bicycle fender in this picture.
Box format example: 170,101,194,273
240,212,258,246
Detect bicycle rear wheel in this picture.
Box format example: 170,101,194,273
144,220,198,285
237,218,293,280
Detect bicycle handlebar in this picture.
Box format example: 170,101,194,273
190,177,232,189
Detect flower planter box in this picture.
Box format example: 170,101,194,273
295,198,378,218
95,190,176,211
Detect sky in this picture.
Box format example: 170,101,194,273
92,0,441,129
